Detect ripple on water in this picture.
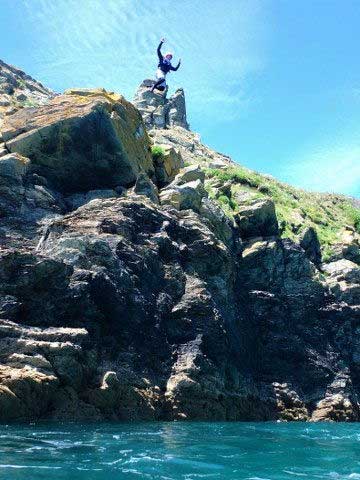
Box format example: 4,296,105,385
1,422,360,479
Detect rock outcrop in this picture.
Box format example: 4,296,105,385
133,79,189,130
0,59,53,147
0,63,359,422
2,88,153,193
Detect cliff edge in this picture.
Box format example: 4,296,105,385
0,62,359,422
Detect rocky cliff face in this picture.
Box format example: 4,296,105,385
0,62,359,422
0,60,54,147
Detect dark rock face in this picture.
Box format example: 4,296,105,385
0,70,359,422
300,227,322,265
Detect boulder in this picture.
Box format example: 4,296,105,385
311,371,357,422
323,259,360,283
134,172,159,203
160,179,207,212
172,164,205,186
235,198,279,239
0,152,29,181
323,259,360,305
0,152,64,217
300,226,321,265
2,89,153,193
199,197,236,247
153,144,184,186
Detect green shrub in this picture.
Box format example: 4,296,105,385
151,145,165,160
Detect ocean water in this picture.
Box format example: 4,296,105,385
1,422,360,480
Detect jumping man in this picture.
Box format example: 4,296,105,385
151,37,181,92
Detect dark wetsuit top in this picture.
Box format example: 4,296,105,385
157,41,181,74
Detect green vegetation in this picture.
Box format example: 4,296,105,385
151,145,165,161
205,165,360,254
205,166,263,189
21,99,37,108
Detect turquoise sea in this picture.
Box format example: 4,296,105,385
1,422,360,479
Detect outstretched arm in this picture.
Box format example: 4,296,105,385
157,38,165,63
170,58,181,71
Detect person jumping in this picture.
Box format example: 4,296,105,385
151,37,181,93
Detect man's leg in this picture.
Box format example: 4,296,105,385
151,78,166,92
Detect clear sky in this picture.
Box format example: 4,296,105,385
1,0,359,197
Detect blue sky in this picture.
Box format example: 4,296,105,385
1,0,359,197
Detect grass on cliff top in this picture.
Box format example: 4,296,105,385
205,166,360,259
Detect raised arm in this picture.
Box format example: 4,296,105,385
170,59,181,71
157,38,165,63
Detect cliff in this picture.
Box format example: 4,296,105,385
0,60,359,422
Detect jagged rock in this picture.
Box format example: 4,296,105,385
153,144,184,186
149,126,233,171
2,89,153,193
133,79,189,130
323,259,360,305
134,172,159,203
235,198,279,239
0,364,58,420
16,92,27,102
327,233,360,265
323,259,360,283
300,226,321,265
167,88,189,129
160,179,207,212
172,164,205,186
0,318,90,420
199,197,236,246
311,370,358,421
0,152,63,218
239,238,322,298
272,383,308,421
0,151,29,180
208,159,229,170
0,59,53,142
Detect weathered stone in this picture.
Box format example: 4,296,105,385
65,189,118,210
300,226,322,265
2,90,153,193
0,152,29,180
323,259,360,305
153,144,184,186
134,172,159,203
172,164,205,186
133,80,189,130
160,179,207,212
235,198,279,239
